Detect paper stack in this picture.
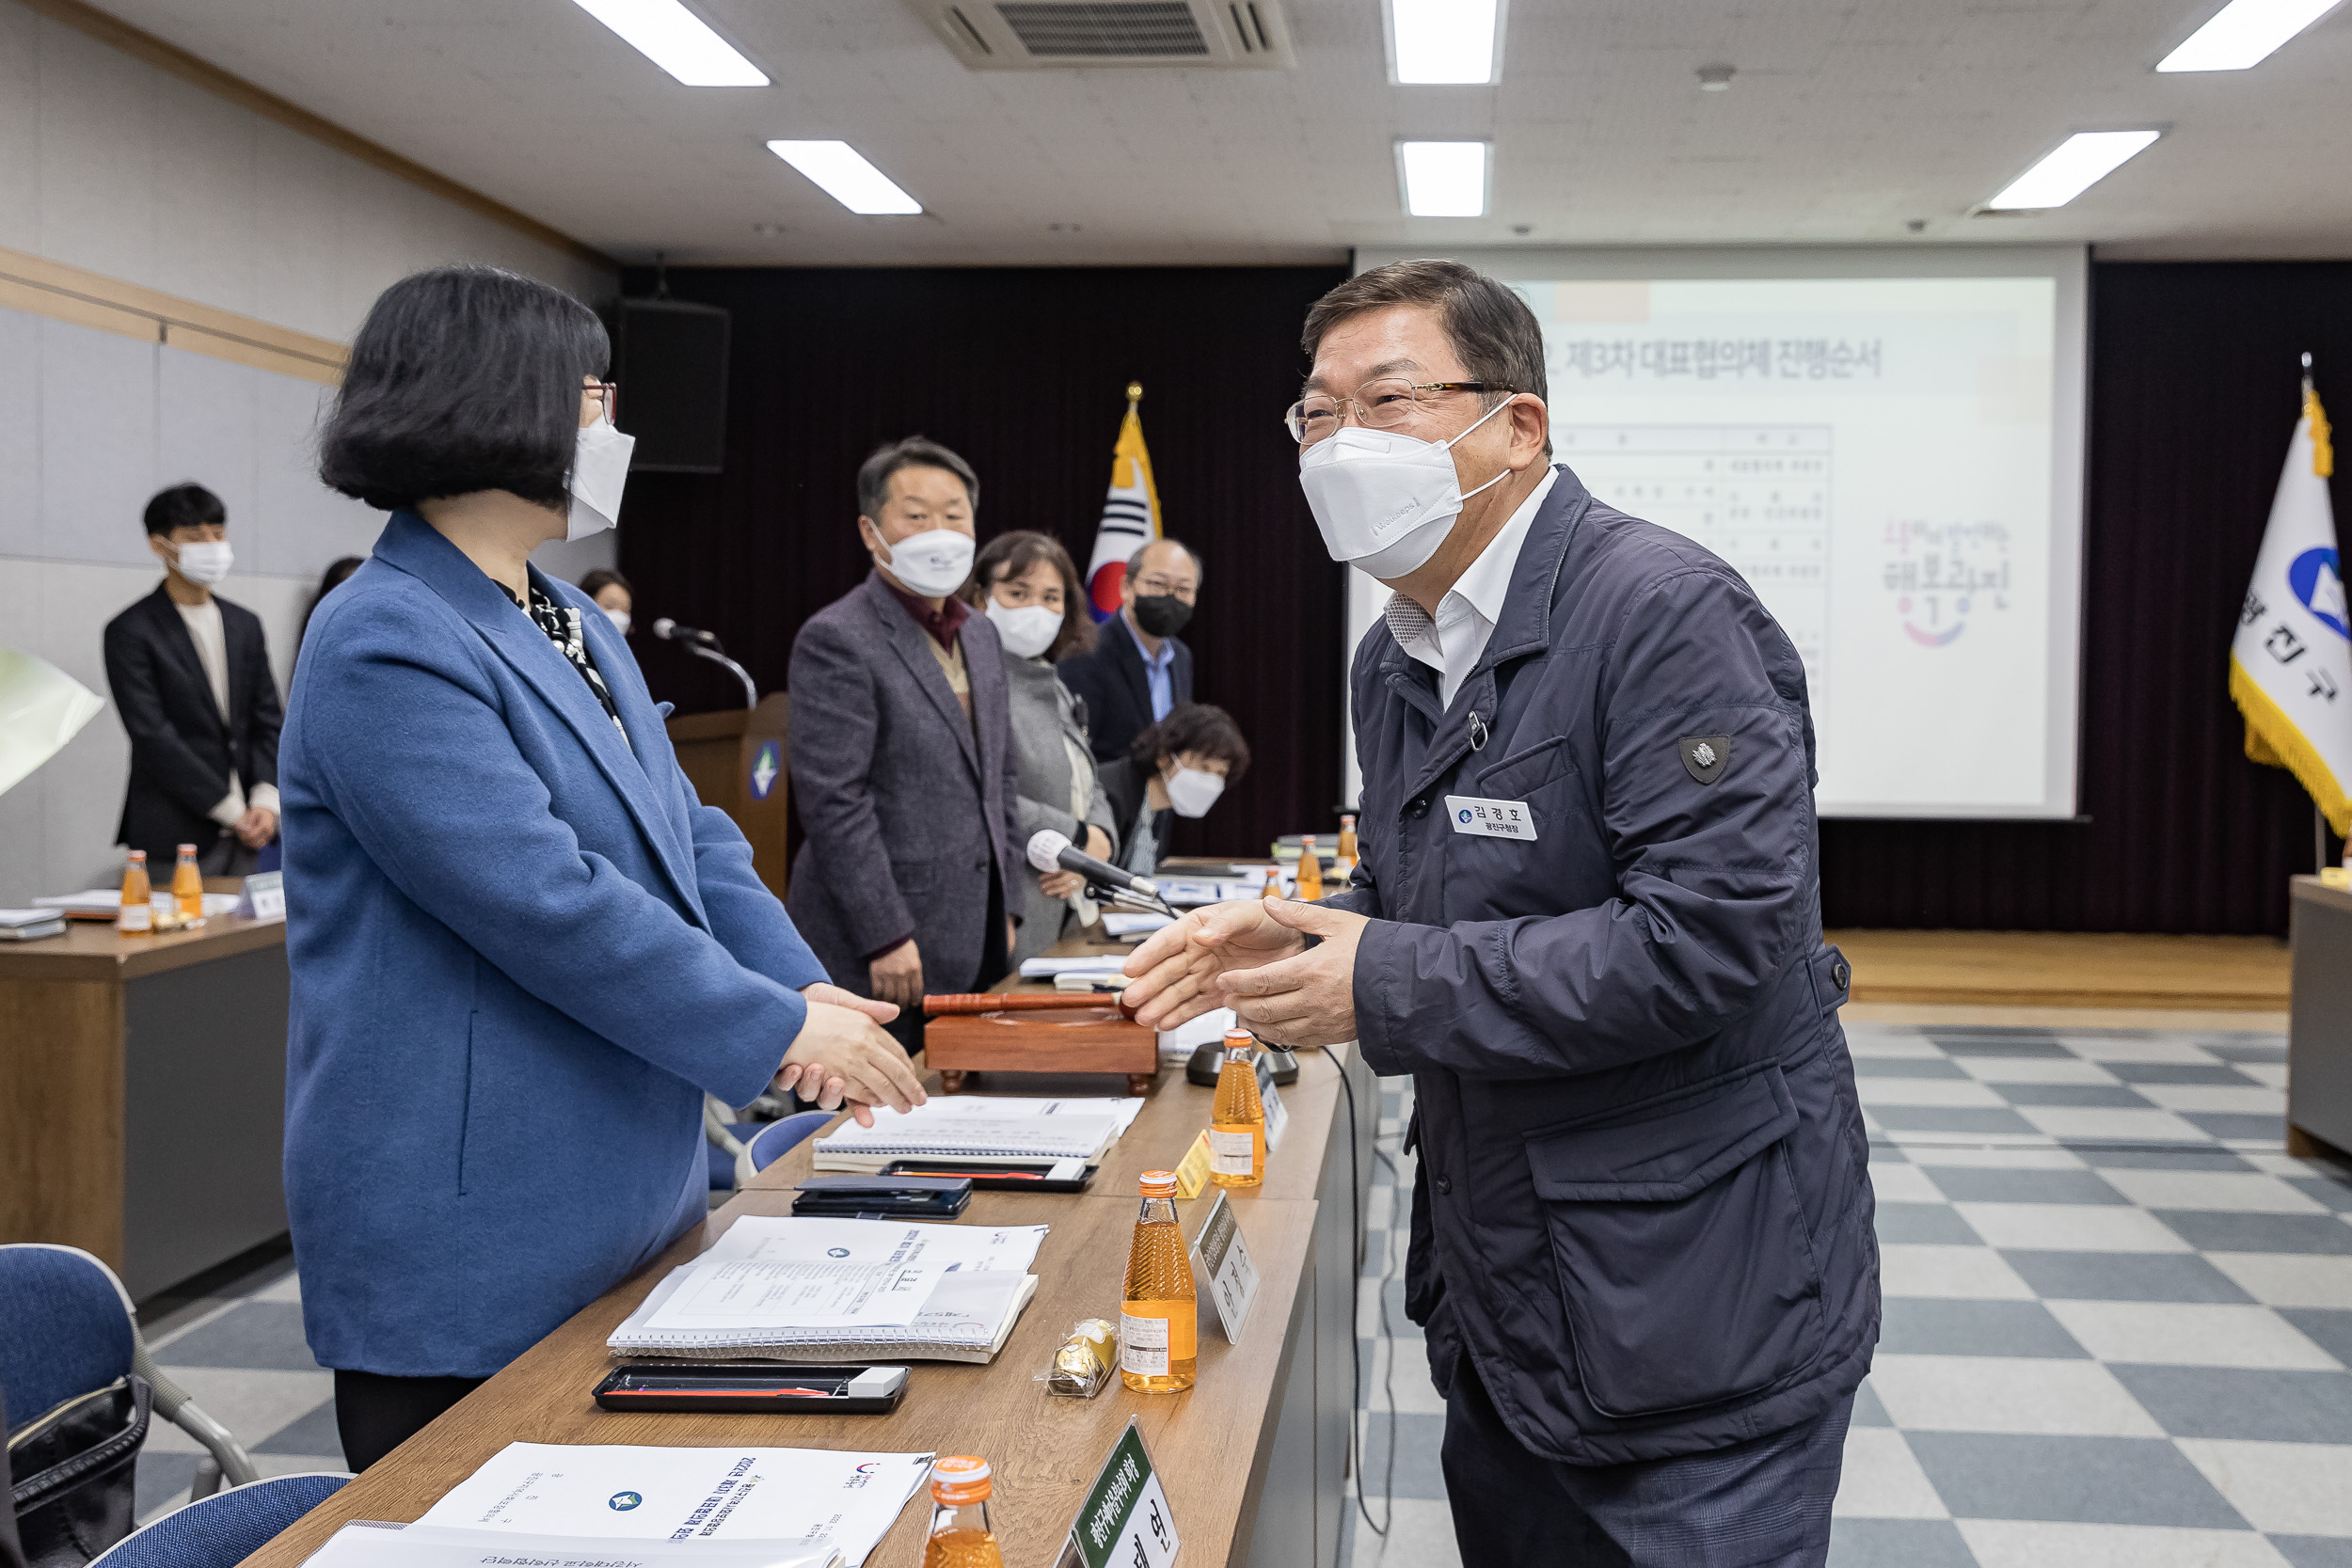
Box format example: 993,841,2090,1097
394,1439,936,1568
810,1095,1145,1173
608,1215,1049,1364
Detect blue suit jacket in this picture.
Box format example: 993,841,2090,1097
279,512,825,1377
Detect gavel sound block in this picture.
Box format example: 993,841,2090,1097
921,992,1158,1095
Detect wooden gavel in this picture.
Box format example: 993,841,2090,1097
924,991,1136,1018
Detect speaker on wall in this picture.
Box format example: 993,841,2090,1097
612,297,730,473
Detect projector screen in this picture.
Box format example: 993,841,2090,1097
1343,245,2087,819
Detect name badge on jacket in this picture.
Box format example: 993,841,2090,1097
1444,795,1538,841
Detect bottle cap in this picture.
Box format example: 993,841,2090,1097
1223,1028,1256,1051
930,1454,991,1505
1301,834,1317,847
177,844,197,854
1139,1170,1178,1196
127,849,146,863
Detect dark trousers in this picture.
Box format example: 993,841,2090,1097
1441,1359,1852,1567
333,1370,486,1472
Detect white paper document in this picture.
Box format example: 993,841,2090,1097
417,1443,931,1568
1018,954,1129,977
699,1216,1049,1275
639,1259,944,1333
301,1523,843,1568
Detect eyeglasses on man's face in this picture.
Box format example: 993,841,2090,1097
1283,378,1508,445
1133,573,1197,603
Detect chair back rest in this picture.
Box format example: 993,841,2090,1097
0,1244,135,1430
746,1110,839,1173
87,1473,350,1568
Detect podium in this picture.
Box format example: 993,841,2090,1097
665,693,791,902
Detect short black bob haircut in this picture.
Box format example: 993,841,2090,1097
143,483,225,538
319,266,609,514
1131,702,1251,784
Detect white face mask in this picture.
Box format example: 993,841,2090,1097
603,607,632,635
172,540,233,585
986,599,1061,659
877,528,976,598
1165,766,1225,818
567,418,635,543
1296,395,1514,580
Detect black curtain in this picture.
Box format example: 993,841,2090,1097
1819,261,2352,936
619,260,2349,935
614,264,1349,866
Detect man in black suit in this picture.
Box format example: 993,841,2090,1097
1057,536,1199,763
103,483,285,875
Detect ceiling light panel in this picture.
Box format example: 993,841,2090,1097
1984,130,2161,209
1388,0,1503,84
767,141,925,214
570,0,769,86
1398,140,1489,216
2156,0,2344,71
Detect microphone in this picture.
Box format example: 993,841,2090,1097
1027,829,1159,899
649,618,757,709
649,617,721,648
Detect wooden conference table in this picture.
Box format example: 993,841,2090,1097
243,936,1379,1568
0,892,290,1299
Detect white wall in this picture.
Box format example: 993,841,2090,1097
0,0,617,904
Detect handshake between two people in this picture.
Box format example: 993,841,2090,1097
1120,896,1369,1048
773,983,930,1128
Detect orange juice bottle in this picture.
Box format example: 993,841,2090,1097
173,844,203,922
1209,1029,1265,1189
1293,835,1324,900
1260,864,1283,899
1120,1170,1197,1393
1334,814,1359,879
116,850,152,935
921,1456,1002,1568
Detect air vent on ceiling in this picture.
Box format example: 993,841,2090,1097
908,0,1295,70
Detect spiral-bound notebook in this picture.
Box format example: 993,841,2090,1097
609,1268,1040,1364
810,1097,1143,1172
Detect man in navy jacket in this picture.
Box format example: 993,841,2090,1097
1056,537,1198,764
1125,261,1877,1564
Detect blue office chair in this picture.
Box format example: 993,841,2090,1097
740,1109,838,1184
0,1245,260,1519
86,1473,350,1568
702,1101,838,1192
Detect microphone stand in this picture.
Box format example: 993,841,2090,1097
681,641,757,709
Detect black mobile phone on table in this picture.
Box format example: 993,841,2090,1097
879,1158,1095,1193
790,1174,973,1218
594,1363,910,1414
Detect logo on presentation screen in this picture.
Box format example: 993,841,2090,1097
2289,547,2348,640
751,741,781,800
1883,520,2011,649
608,1492,644,1511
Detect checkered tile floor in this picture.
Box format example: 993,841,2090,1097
1341,1022,2352,1567
132,1257,345,1523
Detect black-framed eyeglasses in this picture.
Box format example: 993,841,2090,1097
1284,378,1509,444
585,380,619,424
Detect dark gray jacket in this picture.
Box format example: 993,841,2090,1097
787,572,1023,996
1328,464,1877,1465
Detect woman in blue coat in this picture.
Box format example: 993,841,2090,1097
280,266,926,1470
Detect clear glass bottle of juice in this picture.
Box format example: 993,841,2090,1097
1120,1170,1197,1393
1260,863,1282,899
1333,814,1359,879
1209,1029,1265,1189
116,850,152,935
1293,835,1324,900
173,843,203,921
921,1455,1002,1568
